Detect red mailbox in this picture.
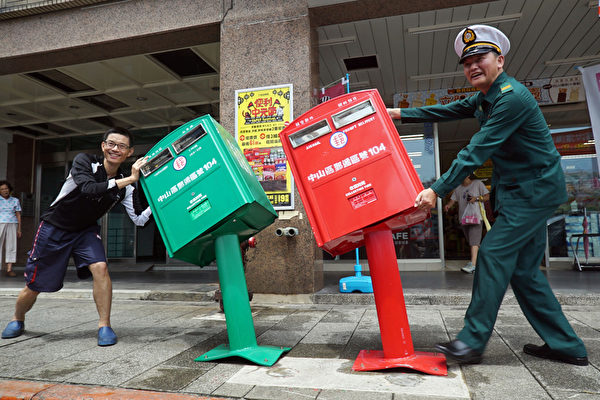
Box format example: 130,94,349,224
279,89,428,255
280,89,446,376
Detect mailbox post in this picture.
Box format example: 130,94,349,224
279,90,446,375
141,115,290,366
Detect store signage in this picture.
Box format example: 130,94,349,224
393,75,585,108
235,84,294,210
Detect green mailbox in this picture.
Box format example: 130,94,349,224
140,115,289,366
140,114,277,266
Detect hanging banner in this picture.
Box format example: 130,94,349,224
578,64,600,172
235,84,294,210
319,75,349,103
393,75,585,108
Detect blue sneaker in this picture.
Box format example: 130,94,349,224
2,320,24,339
98,326,117,346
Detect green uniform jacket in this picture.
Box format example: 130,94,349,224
401,72,567,210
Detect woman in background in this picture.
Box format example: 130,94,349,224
0,181,22,277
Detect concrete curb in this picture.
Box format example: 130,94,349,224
2,287,600,306
0,288,216,302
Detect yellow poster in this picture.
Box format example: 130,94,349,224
235,84,294,210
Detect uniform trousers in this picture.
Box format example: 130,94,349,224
0,223,18,264
456,204,587,357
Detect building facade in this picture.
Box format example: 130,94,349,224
1,0,598,292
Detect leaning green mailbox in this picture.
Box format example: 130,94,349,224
140,115,289,366
140,115,277,266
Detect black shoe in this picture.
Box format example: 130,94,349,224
523,343,588,366
435,339,483,364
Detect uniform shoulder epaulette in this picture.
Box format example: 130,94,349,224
500,84,513,93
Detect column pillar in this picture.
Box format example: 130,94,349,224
220,0,323,294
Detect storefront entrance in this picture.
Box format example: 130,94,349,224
324,122,445,270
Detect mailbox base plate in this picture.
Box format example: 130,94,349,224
352,350,447,376
195,344,291,367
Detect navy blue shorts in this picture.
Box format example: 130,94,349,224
24,221,107,292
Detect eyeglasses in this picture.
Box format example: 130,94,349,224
104,140,130,151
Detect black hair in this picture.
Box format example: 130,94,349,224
103,127,134,147
0,180,13,192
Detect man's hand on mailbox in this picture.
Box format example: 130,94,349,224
387,108,401,120
130,156,149,181
414,188,437,210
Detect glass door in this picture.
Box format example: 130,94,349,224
104,207,136,259
104,160,136,260
323,122,443,264
393,122,441,259
37,164,68,220
548,126,600,263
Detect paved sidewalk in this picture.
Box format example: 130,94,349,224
0,292,599,399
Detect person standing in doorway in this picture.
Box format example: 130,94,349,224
444,175,489,273
0,181,22,277
388,25,587,366
1,128,151,346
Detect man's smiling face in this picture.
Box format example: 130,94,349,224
462,52,504,94
101,133,133,164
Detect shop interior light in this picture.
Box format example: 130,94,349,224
407,14,521,34
289,119,332,148
399,134,424,141
331,99,376,129
410,71,464,81
545,54,600,66
562,154,597,160
318,36,356,47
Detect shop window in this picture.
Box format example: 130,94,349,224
324,123,439,260
548,126,599,259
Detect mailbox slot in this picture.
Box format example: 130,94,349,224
331,99,376,129
288,119,331,148
141,148,174,177
140,114,278,266
172,124,207,154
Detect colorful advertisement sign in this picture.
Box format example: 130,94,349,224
552,127,595,157
393,75,585,108
235,84,294,210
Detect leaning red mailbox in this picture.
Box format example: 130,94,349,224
280,89,447,375
280,89,426,255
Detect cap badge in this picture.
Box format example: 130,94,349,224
462,28,476,45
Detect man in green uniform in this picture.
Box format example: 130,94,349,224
388,25,588,365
